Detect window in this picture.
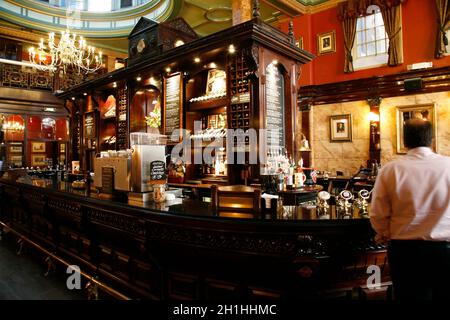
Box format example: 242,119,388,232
68,0,85,11
353,5,389,70
88,0,112,12
121,0,133,9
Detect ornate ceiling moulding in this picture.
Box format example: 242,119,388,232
0,24,128,58
266,0,347,16
0,0,174,39
3,0,169,22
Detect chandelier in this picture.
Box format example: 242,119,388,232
2,121,25,132
28,30,103,74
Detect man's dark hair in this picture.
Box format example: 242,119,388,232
404,119,432,149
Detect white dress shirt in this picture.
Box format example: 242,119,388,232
370,147,450,241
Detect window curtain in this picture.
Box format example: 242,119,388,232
435,0,450,58
338,5,357,73
380,4,402,66
338,0,406,72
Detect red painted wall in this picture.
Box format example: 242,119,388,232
281,0,450,86
27,116,42,139
55,118,68,141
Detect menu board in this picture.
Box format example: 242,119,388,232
150,160,166,181
102,167,114,194
265,64,285,149
164,74,182,140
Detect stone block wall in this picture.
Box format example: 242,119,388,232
309,91,450,175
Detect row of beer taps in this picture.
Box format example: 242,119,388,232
316,189,371,219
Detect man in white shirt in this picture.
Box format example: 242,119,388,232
370,119,450,300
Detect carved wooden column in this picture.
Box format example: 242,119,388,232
232,0,252,25
367,97,381,166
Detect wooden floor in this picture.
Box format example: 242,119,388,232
0,233,82,300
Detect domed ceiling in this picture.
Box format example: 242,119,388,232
0,0,340,54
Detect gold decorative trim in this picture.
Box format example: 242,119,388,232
0,23,128,57
0,11,130,37
264,0,346,15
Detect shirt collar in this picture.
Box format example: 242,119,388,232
406,147,434,157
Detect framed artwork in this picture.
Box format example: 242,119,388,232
205,69,226,96
31,154,46,167
9,155,23,165
32,141,46,152
9,145,23,153
317,30,336,55
296,37,303,50
396,104,437,154
330,114,352,142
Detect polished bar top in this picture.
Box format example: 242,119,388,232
1,178,371,226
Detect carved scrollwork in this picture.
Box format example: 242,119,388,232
48,197,81,219
147,223,301,256
87,208,145,236
23,191,46,206
243,45,259,75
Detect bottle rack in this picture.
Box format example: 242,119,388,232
117,87,128,150
229,53,251,146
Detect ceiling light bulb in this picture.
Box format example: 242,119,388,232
136,76,142,82
174,40,185,47
194,57,201,63
228,44,236,53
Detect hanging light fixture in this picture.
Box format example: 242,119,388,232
28,0,103,75
28,31,103,74
2,116,24,132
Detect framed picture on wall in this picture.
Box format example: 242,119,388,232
31,154,47,167
330,114,352,142
396,104,437,154
9,145,23,153
9,155,23,166
205,69,226,96
32,141,46,152
317,30,336,55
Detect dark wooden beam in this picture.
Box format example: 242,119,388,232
298,66,450,107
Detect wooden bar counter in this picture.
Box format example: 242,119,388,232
0,179,390,300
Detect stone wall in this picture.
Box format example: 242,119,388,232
309,91,450,175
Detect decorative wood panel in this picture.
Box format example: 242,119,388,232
298,66,450,107
0,180,390,300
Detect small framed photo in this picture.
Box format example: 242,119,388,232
206,69,226,96
9,155,23,165
9,145,23,153
317,30,336,55
32,141,46,153
296,37,303,50
31,154,47,167
330,114,352,142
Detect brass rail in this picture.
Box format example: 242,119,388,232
0,220,131,300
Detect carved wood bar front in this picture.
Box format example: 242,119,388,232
0,180,390,300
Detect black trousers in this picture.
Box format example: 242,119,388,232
388,240,450,300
